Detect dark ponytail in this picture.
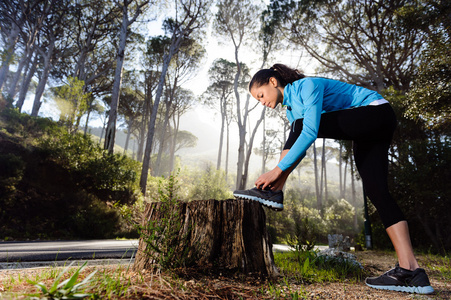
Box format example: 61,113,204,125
249,64,305,91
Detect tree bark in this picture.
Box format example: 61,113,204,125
0,24,20,91
104,12,127,154
134,199,279,278
17,53,38,112
31,38,56,117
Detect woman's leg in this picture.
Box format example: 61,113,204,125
386,221,420,270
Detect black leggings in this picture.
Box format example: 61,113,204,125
284,103,405,228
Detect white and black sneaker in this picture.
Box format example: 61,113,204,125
365,264,434,294
233,187,284,211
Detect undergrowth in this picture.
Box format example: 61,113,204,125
274,249,364,284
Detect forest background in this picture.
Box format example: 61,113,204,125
0,0,449,253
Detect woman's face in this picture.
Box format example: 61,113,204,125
250,77,284,109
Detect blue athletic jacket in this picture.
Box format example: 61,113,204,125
277,77,384,171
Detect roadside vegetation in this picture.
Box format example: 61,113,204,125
1,168,449,299
0,250,450,299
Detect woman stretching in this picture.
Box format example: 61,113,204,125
233,64,434,294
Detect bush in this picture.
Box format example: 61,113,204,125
138,173,192,271
185,165,233,200
39,131,141,204
0,153,25,198
0,108,141,240
325,199,356,235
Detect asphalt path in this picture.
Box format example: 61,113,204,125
0,239,139,263
0,240,325,269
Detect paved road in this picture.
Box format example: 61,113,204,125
0,239,139,263
0,240,327,269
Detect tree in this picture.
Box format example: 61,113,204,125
53,76,91,133
104,0,151,154
154,37,205,176
117,74,145,154
140,0,211,194
136,36,168,162
385,89,451,252
402,1,451,133
168,88,197,172
204,58,236,170
0,0,44,91
271,0,426,92
214,0,264,190
60,0,118,134
31,0,71,117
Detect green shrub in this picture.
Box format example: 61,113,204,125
0,107,141,239
325,199,356,235
138,173,193,271
185,165,233,200
38,131,141,204
27,262,96,299
0,153,25,198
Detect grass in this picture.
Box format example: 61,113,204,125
274,250,364,284
1,250,450,299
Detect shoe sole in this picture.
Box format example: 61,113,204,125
233,193,284,211
366,283,434,294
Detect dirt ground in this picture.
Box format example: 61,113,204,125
0,250,449,299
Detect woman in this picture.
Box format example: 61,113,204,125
233,64,434,294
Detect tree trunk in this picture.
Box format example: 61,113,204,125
350,150,357,230
133,199,279,278
6,51,29,100
104,13,128,154
140,55,171,193
339,144,343,198
154,93,171,176
225,120,230,176
323,139,328,203
17,53,38,112
31,40,56,117
124,126,132,154
217,104,225,170
313,141,322,215
169,112,181,173
0,24,20,91
242,105,265,188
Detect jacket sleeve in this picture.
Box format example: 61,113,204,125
277,79,324,171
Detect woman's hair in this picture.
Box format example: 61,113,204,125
249,64,305,91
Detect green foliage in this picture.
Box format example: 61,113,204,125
87,264,136,298
1,107,62,140
186,165,233,200
39,131,141,202
139,173,193,271
267,187,330,245
287,212,318,252
0,153,25,198
325,199,356,235
53,76,91,133
0,108,141,240
405,37,451,132
372,89,451,252
274,250,363,283
27,262,96,300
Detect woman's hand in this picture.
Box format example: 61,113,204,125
255,166,283,190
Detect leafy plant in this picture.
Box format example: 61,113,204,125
139,173,193,271
274,249,363,283
27,262,96,299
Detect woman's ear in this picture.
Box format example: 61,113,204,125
269,77,278,87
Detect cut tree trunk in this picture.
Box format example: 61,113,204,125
133,199,279,278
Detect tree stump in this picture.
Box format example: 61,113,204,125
133,199,279,278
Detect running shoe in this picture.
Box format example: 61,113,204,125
365,264,434,294
233,187,284,211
